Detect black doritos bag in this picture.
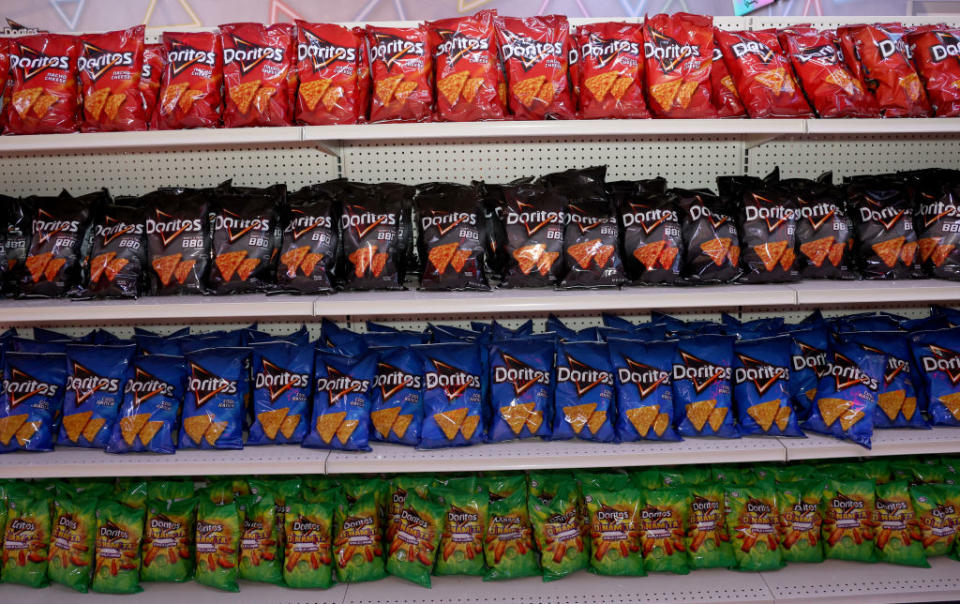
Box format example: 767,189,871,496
619,190,682,284
83,203,146,298
209,184,284,295
560,199,625,289
20,190,101,297
2,196,30,296
338,182,404,290
500,183,566,288
907,170,960,280
472,177,533,281
144,189,210,295
736,187,800,283
846,176,921,280
782,174,856,280
678,189,740,283
415,182,488,291
276,184,338,294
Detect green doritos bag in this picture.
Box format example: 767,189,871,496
334,491,385,583
860,460,893,485
385,493,443,587
911,483,960,557
777,480,823,563
284,497,336,589
821,479,877,563
141,496,195,582
685,483,734,569
582,485,643,577
662,466,711,486
529,479,588,581
874,481,927,567
725,481,784,571
772,464,815,484
201,479,236,505
639,487,688,574
387,476,432,545
91,499,145,594
113,480,148,509
2,485,52,587
483,474,527,499
47,494,97,592
147,480,193,503
238,494,283,585
483,489,539,581
194,499,240,592
629,469,662,490
341,477,389,519
434,482,488,576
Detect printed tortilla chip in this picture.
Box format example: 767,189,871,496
321,86,342,112
178,89,204,113
450,248,471,273
901,72,922,102
562,403,597,435
21,253,45,287
371,407,401,440
754,240,788,272
817,397,851,428
779,247,795,271
537,80,555,105
183,414,212,445
537,251,559,276
728,245,741,268
462,76,483,103
938,392,960,420
634,241,665,271
253,86,276,114
584,71,619,102
429,242,459,275
610,76,633,101
919,237,941,263
152,253,181,287
316,411,346,444
15,421,39,447
498,82,506,106
800,236,834,268
686,399,716,432
707,406,727,432
348,245,377,278
721,75,737,95
236,257,260,281
281,245,310,278
104,93,126,121
44,258,66,283
392,414,413,439
82,417,106,443
335,419,359,445
62,411,93,443
747,399,780,432
900,241,917,266
700,237,732,267
775,406,792,432
435,407,468,441
513,75,545,107
370,252,388,278
393,80,417,103
120,413,151,447
205,421,228,446
12,87,43,119
653,412,670,437
174,259,196,284
594,244,615,268
525,410,543,434
375,74,403,106
300,252,323,277
872,236,905,268
280,414,300,440
90,252,116,283
626,405,659,437
105,257,129,282
300,79,331,111
160,82,189,115
838,409,864,432
659,245,679,270
828,241,844,267
438,71,470,105
932,243,955,267
138,420,164,446
84,88,111,120
513,243,545,275
258,407,289,440
675,79,699,109
500,402,534,436
649,78,682,110
754,68,786,92
587,410,607,435
877,390,906,421
567,239,601,270
215,250,247,282
460,414,480,440
901,397,917,421
230,80,261,114
33,92,58,118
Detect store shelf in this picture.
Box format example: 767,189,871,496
0,294,315,327
0,126,304,153
791,279,960,306
0,446,328,479
780,427,960,461
326,437,787,475
805,117,960,135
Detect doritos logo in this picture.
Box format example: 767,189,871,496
566,204,610,232
556,355,613,395
643,28,700,73
421,211,475,236
77,41,134,80
123,366,173,405
298,29,356,72
369,32,425,69
673,351,732,394
99,521,129,542
929,32,960,64
858,199,904,230
374,362,421,400
922,344,960,386
795,44,840,65
493,353,550,396
434,29,490,65
859,343,907,386
792,341,828,376
254,359,308,402
315,365,369,405
734,353,787,395
622,205,678,233
214,210,270,243
499,29,565,71
223,34,285,75
919,200,960,229
505,201,565,235
687,201,728,228
187,363,237,407
617,357,669,398
424,358,480,400
288,211,332,239
796,198,838,231
10,42,69,80
3,368,58,407
745,194,792,232
731,37,775,63
66,362,120,404
341,206,395,238
95,215,142,245
145,209,203,247
34,209,80,243
581,34,640,67
825,352,879,391
167,40,217,76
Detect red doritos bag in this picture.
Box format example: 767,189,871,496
642,13,716,119
906,27,960,117
779,27,878,118
839,23,931,118
495,15,577,120
0,40,10,131
154,31,222,130
428,10,506,122
366,25,433,123
295,21,366,125
6,34,81,134
576,21,650,119
711,40,745,118
139,43,164,122
714,29,812,119
220,22,294,128
79,25,146,132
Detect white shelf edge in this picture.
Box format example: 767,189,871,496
781,428,960,461
791,279,960,306
0,126,304,153
805,117,960,135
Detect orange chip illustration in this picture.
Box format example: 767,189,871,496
349,245,377,278
634,241,665,270
300,79,331,111
450,248,471,273
537,251,559,276
753,68,786,92
105,257,129,281
178,89,204,113
375,74,403,106
584,71,618,102
779,247,795,271
370,252,388,278
513,243,545,275
659,245,679,270
300,252,323,277
215,250,247,282
438,71,470,106
932,243,955,267
567,239,601,270
649,79,681,110
428,242,459,275
754,240,788,272
152,253,181,287
237,257,260,281
900,240,917,266
12,87,43,119
828,241,844,267
594,244,615,268
281,245,310,278
230,80,261,114
103,93,126,121
393,80,417,103
513,75,545,107
44,258,65,282
800,236,834,268
462,77,483,104
174,259,195,284
610,76,633,101
675,79,699,109
84,88,111,120
728,245,741,268
872,236,905,268
253,86,277,114
33,92,58,118
919,237,941,263
537,80,555,105
700,237,732,267
160,82,189,115
321,86,343,112
90,252,116,283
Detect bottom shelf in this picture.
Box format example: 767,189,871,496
3,558,958,603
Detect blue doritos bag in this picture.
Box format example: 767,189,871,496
488,338,554,443
303,350,376,451
319,318,368,357
134,326,190,337
552,341,616,442
602,312,637,331
722,314,785,339
363,331,427,349
134,333,184,356
428,323,484,343
244,326,310,346
59,344,135,448
546,315,578,341
248,342,312,445
0,352,65,452
179,347,251,450
843,331,927,430
415,343,484,448
784,326,829,418
835,312,905,333
910,327,960,427
370,347,423,447
13,337,67,354
608,338,680,442
901,315,950,332
672,335,739,438
179,331,244,354
106,354,185,454
366,321,398,333
802,340,885,449
33,327,92,343
733,336,803,437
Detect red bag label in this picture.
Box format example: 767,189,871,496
907,28,960,117
79,25,146,132
496,15,576,120
429,10,506,122
780,28,878,118
221,22,294,128
714,29,811,119
7,33,81,134
710,42,745,118
155,31,222,130
139,43,164,120
576,21,650,119
366,26,433,123
842,24,930,118
295,21,365,125
642,13,716,118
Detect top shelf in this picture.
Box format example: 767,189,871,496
1,118,958,154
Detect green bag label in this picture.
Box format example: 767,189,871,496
141,498,195,582
874,482,927,567
239,497,282,585
283,499,334,589
686,486,734,569
334,492,385,583
483,490,539,581
585,488,643,577
822,480,877,563
48,496,96,592
386,477,430,545
530,486,588,581
92,501,145,594
911,484,960,557
3,495,52,587
726,484,784,571
386,495,443,588
435,490,487,576
639,489,688,574
777,482,823,564
194,501,240,592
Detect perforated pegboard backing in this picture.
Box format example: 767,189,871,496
341,136,742,189
0,144,339,196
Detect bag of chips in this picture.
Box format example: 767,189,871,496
496,15,576,120
1,197,30,296
499,183,566,287
710,41,745,117
235,494,282,585
47,493,97,592
415,342,484,448
915,182,960,280
672,335,738,438
873,480,928,567
484,488,539,580
366,25,432,123
91,499,145,594
6,34,82,134
209,184,283,295
82,204,146,298
0,351,65,452
776,479,823,564
141,495,196,582
430,481,487,576
642,13,717,118
906,27,960,117
911,483,960,557
283,496,335,588
179,347,250,451
79,26,146,132
59,344,134,449
847,177,920,279
685,483,734,569
20,192,100,298
383,492,442,587
725,481,784,571
248,341,312,446
581,484,644,576
527,477,588,581
552,341,616,442
276,184,338,294
735,186,800,283
843,331,926,429
369,347,423,447
577,22,650,119
303,350,375,451
821,478,877,562
154,31,223,130
734,336,803,437
295,22,366,125
338,182,405,290
333,491,385,583
678,190,740,283
911,327,960,426
139,43,164,120
194,499,240,592
143,189,211,296
560,198,626,289
780,175,856,280
2,485,52,587
220,22,294,128
488,337,553,443
414,183,488,290
608,338,680,442
619,190,683,284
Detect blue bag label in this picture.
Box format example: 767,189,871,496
59,344,134,448
0,352,66,452
844,331,926,429
179,347,250,450
609,339,680,442
370,348,422,446
672,335,739,438
248,342,312,445
106,355,185,454
303,351,376,451
416,343,484,449
733,336,802,437
552,342,615,442
911,328,960,427
488,339,553,443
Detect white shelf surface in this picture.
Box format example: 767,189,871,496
781,427,960,461
790,279,960,306
805,117,960,135
0,445,328,479
0,126,304,153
